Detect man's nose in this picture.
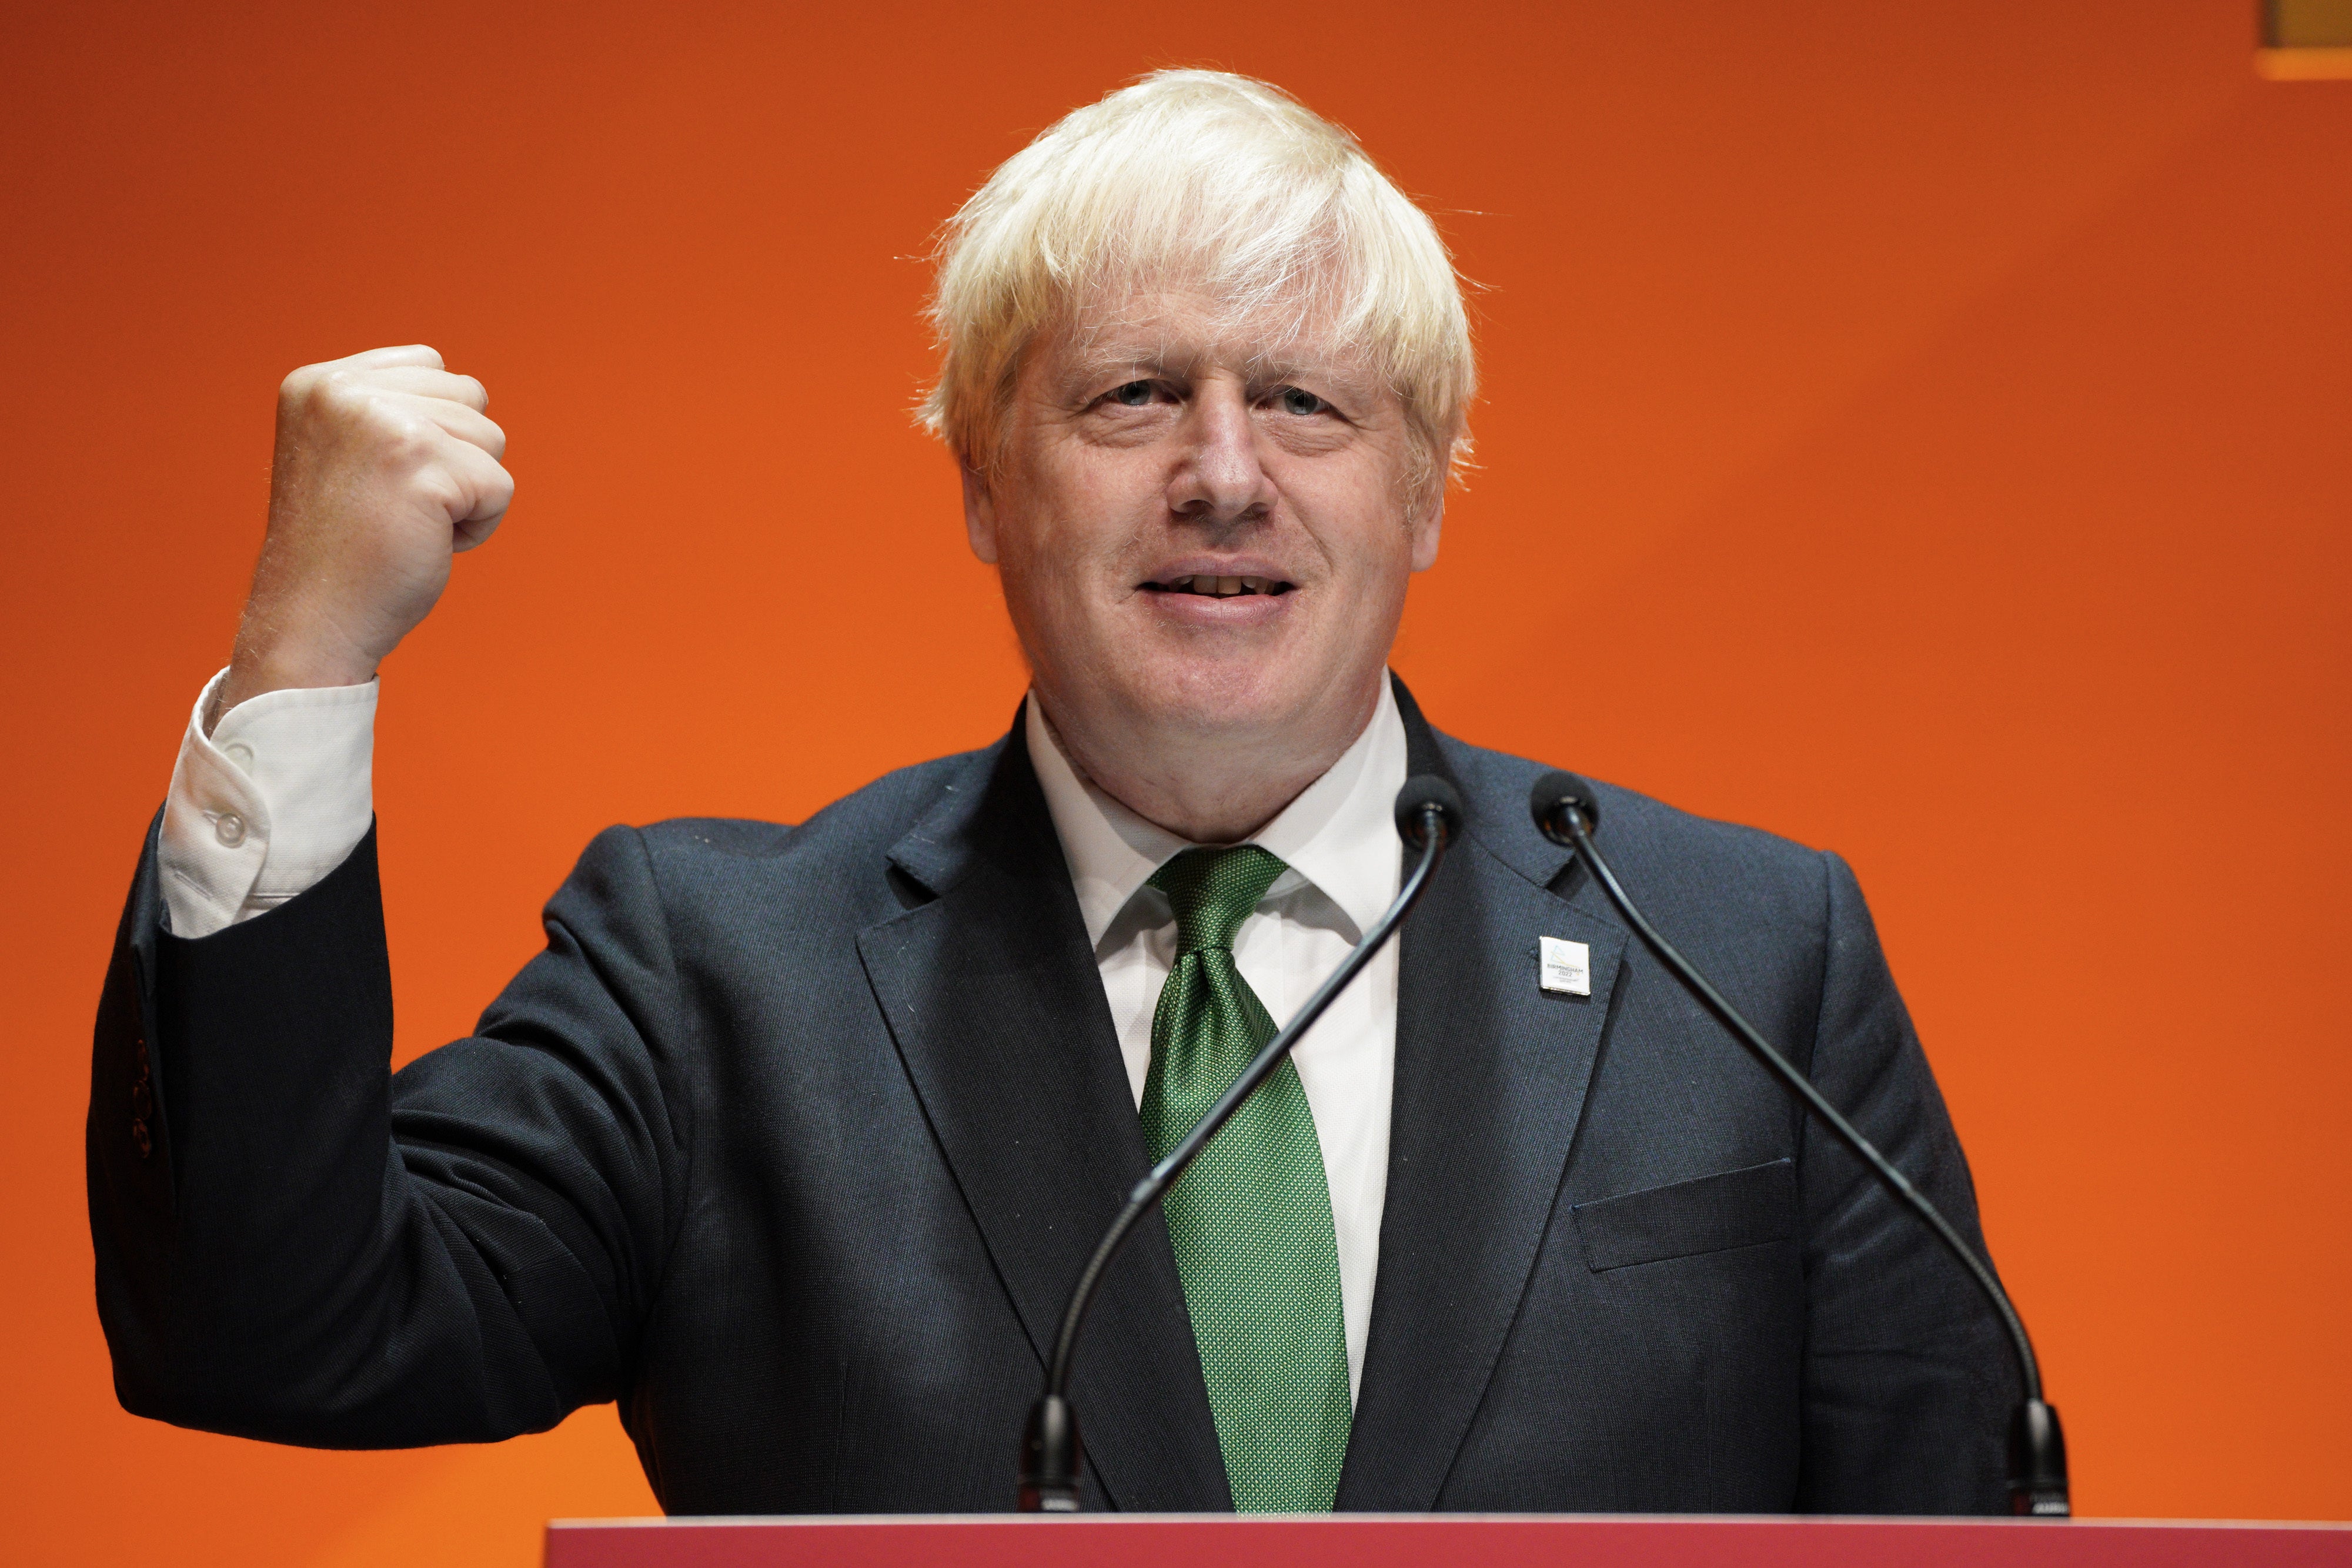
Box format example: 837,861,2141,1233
1167,385,1276,526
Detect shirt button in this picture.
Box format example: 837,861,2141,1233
222,740,255,771
214,812,247,848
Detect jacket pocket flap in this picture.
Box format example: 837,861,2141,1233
1571,1157,1796,1272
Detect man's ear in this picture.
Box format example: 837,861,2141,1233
1409,492,1445,573
1405,432,1454,572
960,460,1000,565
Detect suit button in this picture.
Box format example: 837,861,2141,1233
131,1079,153,1121
131,1119,151,1158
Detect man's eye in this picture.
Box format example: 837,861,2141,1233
1276,386,1329,416
1109,380,1155,407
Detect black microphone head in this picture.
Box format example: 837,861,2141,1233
1394,775,1464,850
1529,770,1601,846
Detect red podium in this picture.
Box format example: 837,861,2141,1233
543,1515,2352,1567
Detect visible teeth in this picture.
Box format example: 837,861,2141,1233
1154,573,1286,596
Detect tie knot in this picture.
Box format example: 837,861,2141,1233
1148,845,1288,954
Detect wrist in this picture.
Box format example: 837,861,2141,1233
211,629,379,734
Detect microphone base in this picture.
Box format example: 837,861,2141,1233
1017,1394,1084,1513
2006,1398,2070,1517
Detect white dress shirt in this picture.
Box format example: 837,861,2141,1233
157,669,1406,1397
1024,685,1405,1399
160,668,378,939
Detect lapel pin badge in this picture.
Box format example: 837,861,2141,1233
1539,936,1591,997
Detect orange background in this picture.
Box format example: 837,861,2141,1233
3,2,2347,1563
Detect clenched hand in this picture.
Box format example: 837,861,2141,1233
212,345,513,728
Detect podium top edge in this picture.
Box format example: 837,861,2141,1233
546,1514,2352,1532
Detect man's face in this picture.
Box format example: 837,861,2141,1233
965,283,1441,790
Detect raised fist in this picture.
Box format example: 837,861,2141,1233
212,345,513,726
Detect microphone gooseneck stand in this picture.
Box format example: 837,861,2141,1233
1016,777,1466,1512
1526,770,2070,1518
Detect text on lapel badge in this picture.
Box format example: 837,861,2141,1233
1539,936,1592,997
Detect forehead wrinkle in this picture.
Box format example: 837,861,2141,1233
1065,273,1325,360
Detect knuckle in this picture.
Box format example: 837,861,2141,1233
298,368,369,422
326,392,437,463
380,413,440,457
279,363,328,403
413,466,466,514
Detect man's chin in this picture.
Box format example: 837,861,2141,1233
1112,656,1378,748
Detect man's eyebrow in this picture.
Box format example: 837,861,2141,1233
1057,346,1182,385
1248,357,1364,386
1247,358,1387,408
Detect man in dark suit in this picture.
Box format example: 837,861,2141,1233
89,71,2017,1513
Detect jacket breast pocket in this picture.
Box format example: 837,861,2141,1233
1569,1157,1797,1272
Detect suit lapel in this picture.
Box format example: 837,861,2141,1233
1336,684,1628,1509
854,720,1231,1512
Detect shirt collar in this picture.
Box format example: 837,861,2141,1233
1026,676,1409,951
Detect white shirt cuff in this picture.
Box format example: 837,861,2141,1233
158,668,377,939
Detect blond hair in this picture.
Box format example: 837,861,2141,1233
919,69,1475,494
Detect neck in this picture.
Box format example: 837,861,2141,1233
1034,674,1383,844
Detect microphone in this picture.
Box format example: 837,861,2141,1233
1526,771,2070,1517
1017,775,1466,1512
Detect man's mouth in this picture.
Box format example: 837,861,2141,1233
1141,574,1296,598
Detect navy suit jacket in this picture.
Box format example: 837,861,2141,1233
88,680,2017,1512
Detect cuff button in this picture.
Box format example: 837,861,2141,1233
213,811,247,848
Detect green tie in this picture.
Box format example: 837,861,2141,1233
1140,845,1352,1513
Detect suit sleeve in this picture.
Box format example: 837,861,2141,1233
1792,851,2019,1513
88,814,692,1449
